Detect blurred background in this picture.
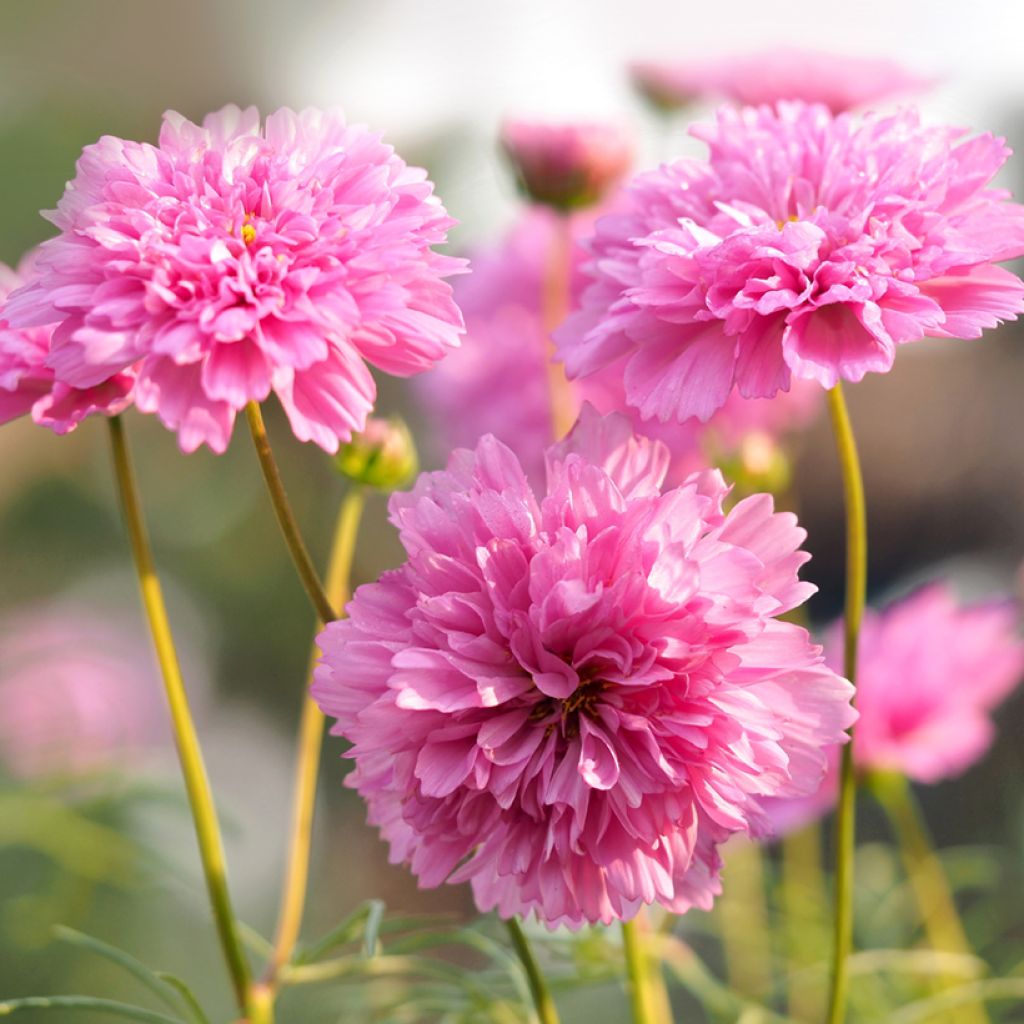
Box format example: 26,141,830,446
2,1,1024,1021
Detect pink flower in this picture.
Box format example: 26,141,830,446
0,602,166,779
559,103,1024,424
501,119,633,211
312,406,855,926
0,254,133,434
631,50,932,115
416,206,821,481
3,105,464,454
766,583,1024,834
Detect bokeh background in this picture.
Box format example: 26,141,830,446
3,2,1024,1021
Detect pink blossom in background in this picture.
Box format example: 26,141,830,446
766,583,1024,835
558,103,1024,424
500,119,633,211
313,407,855,927
3,105,464,454
0,254,133,434
415,207,821,481
631,50,932,114
0,603,167,779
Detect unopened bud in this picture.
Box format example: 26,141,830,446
335,417,418,491
500,119,633,212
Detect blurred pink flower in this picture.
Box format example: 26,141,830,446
0,254,133,434
501,119,633,211
415,207,821,480
4,105,464,454
766,583,1024,834
631,50,931,114
559,103,1024,424
313,407,854,927
0,603,166,779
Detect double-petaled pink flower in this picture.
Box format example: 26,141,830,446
766,582,1024,834
416,206,821,481
0,253,133,434
313,407,855,926
630,50,931,114
559,103,1024,424
4,105,464,453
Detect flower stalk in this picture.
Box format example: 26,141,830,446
823,382,867,1024
542,214,577,440
505,918,560,1024
245,401,337,624
622,917,664,1024
106,415,252,1013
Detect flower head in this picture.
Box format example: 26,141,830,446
313,406,855,926
559,103,1024,423
4,105,464,453
415,206,821,481
0,602,167,779
0,253,133,434
631,50,931,115
766,582,1024,834
501,119,633,212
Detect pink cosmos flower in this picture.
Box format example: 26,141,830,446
313,406,855,926
0,602,166,779
3,105,464,453
558,103,1024,424
766,583,1024,834
631,50,931,115
0,254,133,434
416,206,821,481
501,119,633,211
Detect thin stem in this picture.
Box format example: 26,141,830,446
505,918,560,1024
106,416,251,1012
542,213,577,440
823,382,867,1024
264,488,366,987
622,918,659,1024
871,772,990,1024
716,841,774,1000
245,401,336,624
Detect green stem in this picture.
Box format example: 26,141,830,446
245,402,337,624
781,824,828,1021
106,416,251,1013
823,382,867,1024
505,918,560,1024
870,772,990,1024
264,488,365,988
622,918,659,1024
716,841,773,1000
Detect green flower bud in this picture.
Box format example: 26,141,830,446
334,417,418,491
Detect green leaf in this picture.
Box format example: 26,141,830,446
0,996,185,1022
154,976,211,1024
53,926,186,1016
296,899,385,964
889,977,1024,1023
363,899,386,958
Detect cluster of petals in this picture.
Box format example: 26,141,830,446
313,407,855,926
767,582,1024,834
415,206,821,482
558,102,1024,424
0,254,133,434
630,49,931,114
3,105,464,453
500,119,633,211
0,602,165,779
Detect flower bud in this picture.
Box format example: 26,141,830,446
334,416,418,491
500,119,632,212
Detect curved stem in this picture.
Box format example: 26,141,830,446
870,772,990,1024
505,918,560,1024
542,213,577,440
823,382,867,1024
106,416,251,1012
622,918,659,1024
245,402,337,624
264,488,366,987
